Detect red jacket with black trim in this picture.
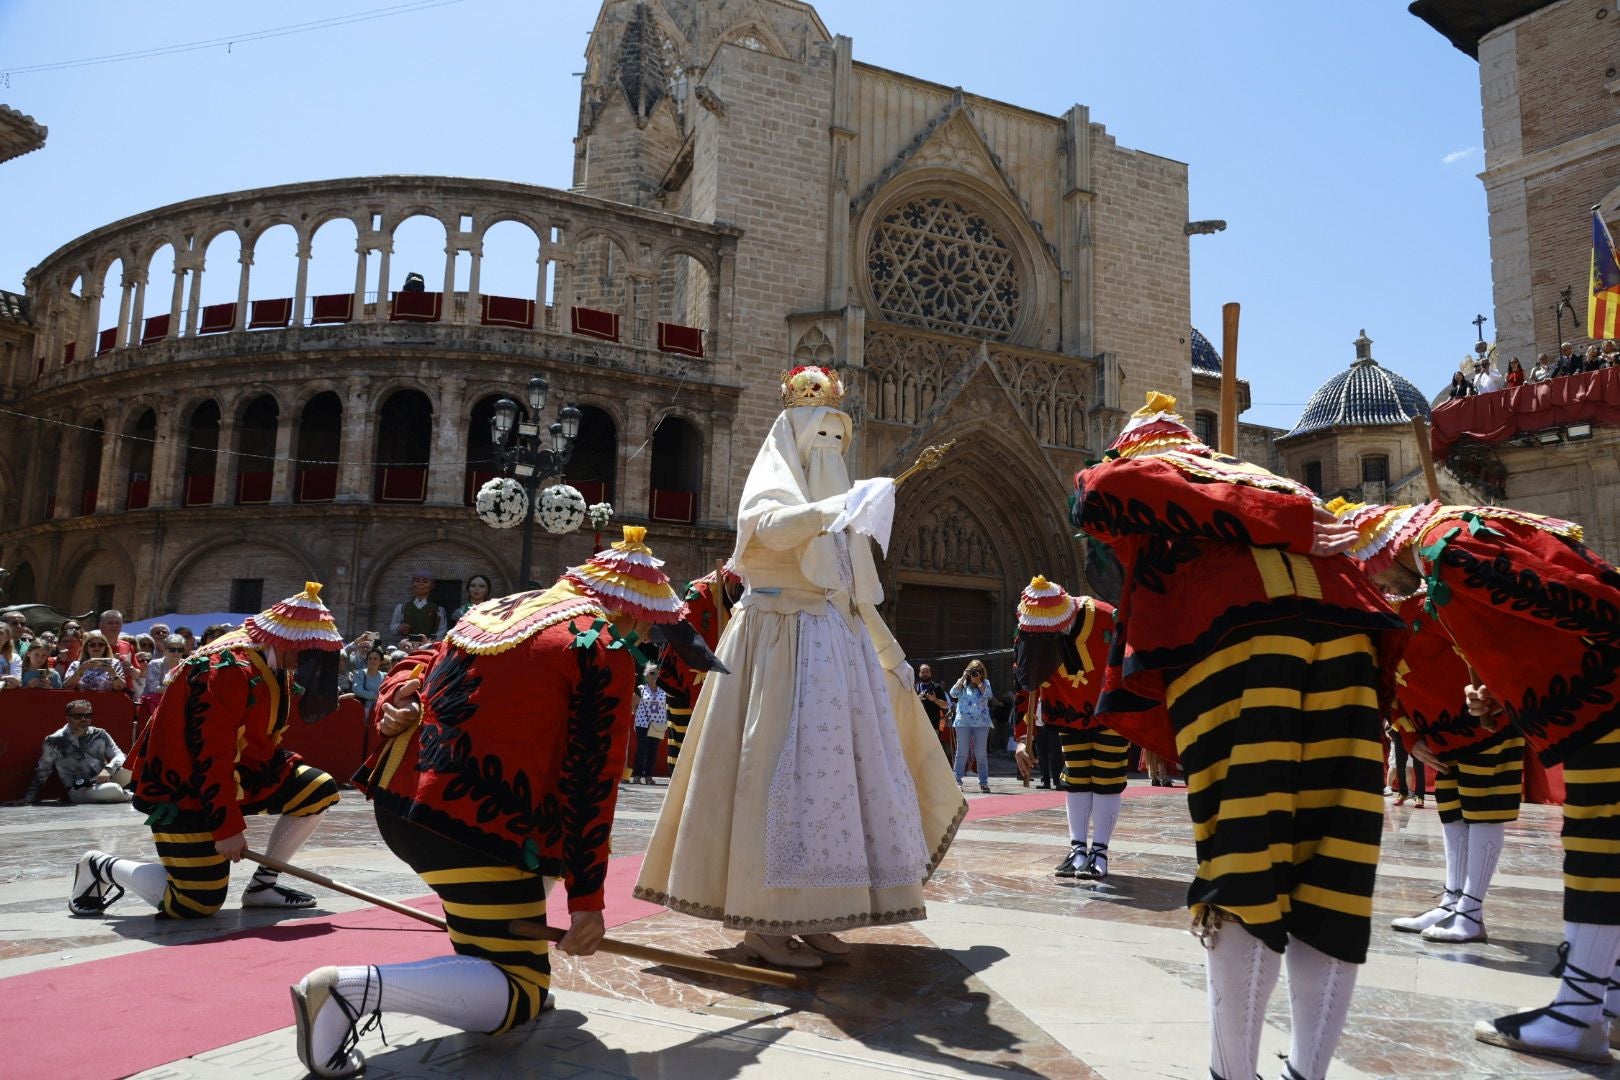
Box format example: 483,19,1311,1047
125,637,298,841
1416,508,1620,765
1074,453,1403,761
655,570,739,719
1387,592,1490,757
355,594,638,913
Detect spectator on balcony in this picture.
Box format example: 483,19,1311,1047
1584,344,1604,373
20,642,63,689
391,570,447,641
1505,357,1525,387
1554,341,1580,377
96,610,134,664
1447,371,1473,400
63,631,134,697
450,574,492,626
0,623,21,682
1531,354,1553,382
1473,357,1504,394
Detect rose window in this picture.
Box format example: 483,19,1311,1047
867,196,1022,340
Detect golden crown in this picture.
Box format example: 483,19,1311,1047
781,365,845,409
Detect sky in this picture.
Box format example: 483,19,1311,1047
0,0,1491,431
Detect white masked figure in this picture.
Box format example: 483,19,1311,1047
634,366,965,968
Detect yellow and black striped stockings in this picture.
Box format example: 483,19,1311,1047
1056,727,1129,878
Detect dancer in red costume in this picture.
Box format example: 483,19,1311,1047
656,564,742,767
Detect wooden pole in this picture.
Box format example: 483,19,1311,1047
1219,302,1240,456
1410,414,1442,503
243,850,808,991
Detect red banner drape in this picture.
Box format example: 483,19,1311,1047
570,306,620,341
1432,367,1620,458
656,321,704,357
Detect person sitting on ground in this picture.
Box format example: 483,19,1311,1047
63,631,134,698
11,699,132,805
19,641,62,689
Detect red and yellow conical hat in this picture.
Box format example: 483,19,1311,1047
244,581,344,652
565,526,685,625
1017,575,1079,633
1107,391,1210,459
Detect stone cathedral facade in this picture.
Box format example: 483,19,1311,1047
0,0,1193,671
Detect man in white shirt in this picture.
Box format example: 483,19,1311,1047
1473,358,1504,394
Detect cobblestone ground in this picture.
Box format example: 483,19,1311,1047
2,761,1607,1079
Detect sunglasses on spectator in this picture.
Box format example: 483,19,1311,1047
166,646,184,653
68,711,93,719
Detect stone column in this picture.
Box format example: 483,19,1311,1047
631,270,655,345
127,271,148,347
184,261,203,337
373,240,392,323
79,285,102,357
167,266,186,339
93,421,119,513
50,421,76,519
426,377,466,504
1060,104,1095,358
465,243,483,325
337,377,373,502
441,239,457,304
293,236,312,324
825,35,855,311
149,406,179,508
620,406,650,518
215,412,238,506
115,272,134,350
352,239,369,319
235,247,254,330
271,409,296,504
553,256,575,330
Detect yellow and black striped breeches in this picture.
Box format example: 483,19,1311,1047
1561,727,1620,925
1060,727,1130,795
665,708,692,765
1164,622,1385,964
150,758,339,919
1433,730,1523,825
378,813,551,1033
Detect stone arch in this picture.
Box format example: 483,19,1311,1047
855,167,1056,349
479,218,543,309
388,213,452,296
649,412,703,524
58,536,139,614
305,216,362,307
569,230,635,316
95,256,124,354
374,387,434,503
717,16,791,60
179,398,223,507
358,534,515,632
564,404,619,504
119,407,158,510
464,393,506,507
657,248,711,331
159,533,324,615
294,390,343,504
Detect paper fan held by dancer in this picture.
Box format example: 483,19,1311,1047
1074,392,1406,1080
1011,576,1152,883
1333,498,1620,1066
67,582,347,925
633,365,966,971
285,528,703,1079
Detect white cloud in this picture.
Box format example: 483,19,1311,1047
1441,146,1480,165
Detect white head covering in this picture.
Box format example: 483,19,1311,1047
731,406,882,601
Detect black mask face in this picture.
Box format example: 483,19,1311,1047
295,649,342,723
648,620,730,675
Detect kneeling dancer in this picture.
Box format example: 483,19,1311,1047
1075,393,1403,1080
68,583,345,919
1337,498,1620,1064
1012,576,1136,881
291,528,687,1078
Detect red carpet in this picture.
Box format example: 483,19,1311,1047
10,789,1120,1078
9,855,652,1080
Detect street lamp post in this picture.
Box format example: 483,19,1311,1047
488,375,583,588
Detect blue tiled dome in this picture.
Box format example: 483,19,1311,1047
1283,330,1431,441
1190,327,1221,375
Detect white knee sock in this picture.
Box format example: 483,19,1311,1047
1090,793,1122,851
252,811,324,887
1206,922,1282,1080
1064,791,1093,846
1606,957,1620,1028
107,857,169,909
313,957,513,1061
1283,936,1358,1080
1441,819,1468,904
1457,821,1505,921
1497,922,1620,1053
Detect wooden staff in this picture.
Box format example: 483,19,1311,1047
243,850,807,990
1219,302,1240,456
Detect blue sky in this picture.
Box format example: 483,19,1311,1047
0,0,1489,430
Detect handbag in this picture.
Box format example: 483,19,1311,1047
646,716,670,740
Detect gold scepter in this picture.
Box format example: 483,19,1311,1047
893,441,955,486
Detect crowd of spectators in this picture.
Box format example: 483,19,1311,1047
1449,339,1620,400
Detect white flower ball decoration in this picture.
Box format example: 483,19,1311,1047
588,501,614,529
475,477,528,529
538,484,588,535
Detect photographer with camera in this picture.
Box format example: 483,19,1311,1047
914,663,951,759
62,631,135,699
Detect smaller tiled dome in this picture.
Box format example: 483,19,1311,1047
1190,328,1222,375
1282,330,1431,441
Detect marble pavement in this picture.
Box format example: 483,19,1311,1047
1,767,1609,1079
